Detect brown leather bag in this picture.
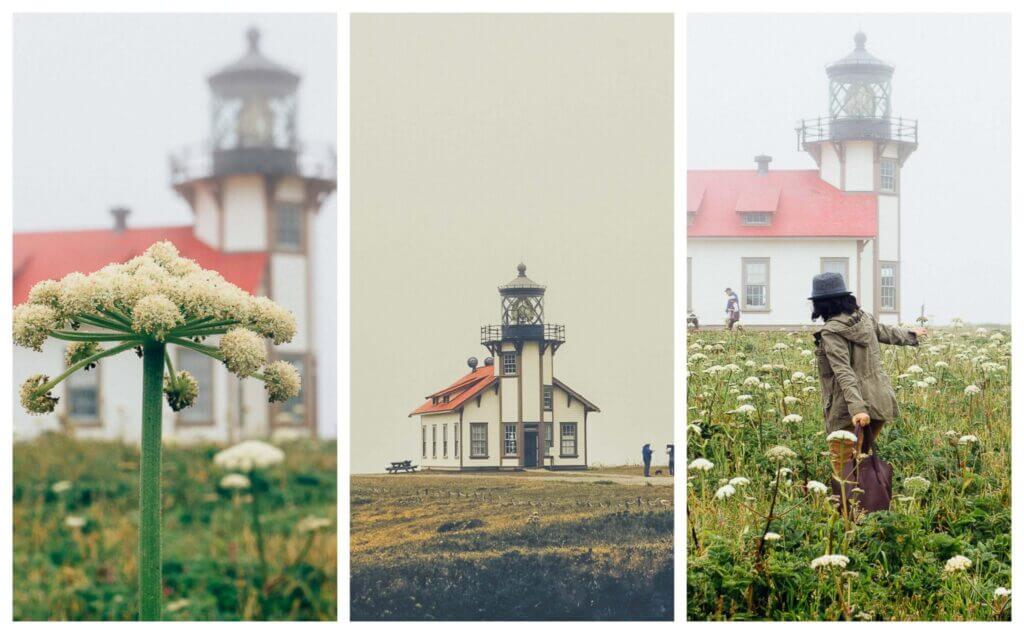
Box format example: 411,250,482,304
831,426,893,514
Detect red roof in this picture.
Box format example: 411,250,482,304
687,170,876,238
13,226,267,304
410,365,497,416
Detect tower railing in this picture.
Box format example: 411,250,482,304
796,115,917,148
169,140,336,185
481,323,565,345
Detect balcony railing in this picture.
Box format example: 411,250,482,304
796,116,917,148
481,323,565,345
169,140,336,185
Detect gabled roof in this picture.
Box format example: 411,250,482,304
553,378,600,413
409,366,497,416
13,226,267,304
687,170,876,238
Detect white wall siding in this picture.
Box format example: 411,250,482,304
270,254,309,351
550,386,587,468
193,183,220,248
859,239,875,315
521,341,541,422
843,141,875,192
688,238,863,326
819,143,841,189
222,175,267,252
877,195,900,261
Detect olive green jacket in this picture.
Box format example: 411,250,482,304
813,310,918,433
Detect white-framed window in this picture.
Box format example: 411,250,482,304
543,386,553,411
65,354,99,422
740,212,772,226
880,262,898,312
504,424,518,456
274,203,303,250
821,257,850,284
454,423,460,458
422,426,427,458
443,424,448,458
177,348,214,424
502,351,517,376
470,423,488,458
432,424,437,458
742,257,770,311
880,159,897,193
560,423,578,457
545,421,553,450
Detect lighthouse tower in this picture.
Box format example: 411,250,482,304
170,28,336,436
797,32,917,323
481,265,565,467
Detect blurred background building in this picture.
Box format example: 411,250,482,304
13,24,336,443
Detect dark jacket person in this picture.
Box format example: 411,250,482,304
809,272,924,448
642,444,653,477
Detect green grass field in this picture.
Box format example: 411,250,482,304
13,434,337,621
350,472,674,620
687,325,1011,621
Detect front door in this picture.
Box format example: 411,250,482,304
524,431,538,468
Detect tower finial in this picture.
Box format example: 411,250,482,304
517,262,527,277
246,27,261,52
854,31,867,50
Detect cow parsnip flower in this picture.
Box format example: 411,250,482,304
220,473,252,490
807,480,829,494
219,328,267,377
765,445,797,461
827,430,858,443
764,532,782,541
214,440,286,472
811,554,850,570
688,458,714,472
12,304,59,351
715,484,736,499
20,374,59,415
944,555,972,573
163,371,199,412
296,515,332,534
263,361,302,403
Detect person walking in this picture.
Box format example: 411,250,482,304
809,272,924,510
666,443,675,476
642,443,653,477
724,288,741,330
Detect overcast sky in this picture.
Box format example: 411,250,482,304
13,14,338,437
688,14,1010,325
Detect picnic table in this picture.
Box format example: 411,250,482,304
386,460,418,474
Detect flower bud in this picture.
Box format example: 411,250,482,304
163,370,199,412
219,328,266,377
20,374,58,414
13,304,58,351
246,296,297,345
263,360,301,403
65,341,102,367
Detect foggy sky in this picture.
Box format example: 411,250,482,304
13,14,338,437
688,14,1010,325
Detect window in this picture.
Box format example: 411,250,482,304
422,426,427,458
178,348,213,424
504,424,518,456
274,203,303,251
543,386,553,411
560,423,578,457
502,351,517,376
880,262,898,312
740,212,772,226
454,423,460,458
443,424,448,458
742,257,770,311
432,425,437,458
545,421,553,450
880,159,897,193
821,258,850,285
274,353,306,426
65,353,99,422
470,423,488,458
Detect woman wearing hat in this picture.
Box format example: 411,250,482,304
810,271,926,450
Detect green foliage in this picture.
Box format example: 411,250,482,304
687,327,1011,621
13,434,337,621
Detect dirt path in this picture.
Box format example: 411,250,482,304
357,470,675,487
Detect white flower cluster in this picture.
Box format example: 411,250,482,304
826,430,858,443
714,484,736,500
765,445,796,461
811,554,850,570
944,555,972,573
263,361,302,403
213,440,285,472
220,473,252,490
807,480,829,494
688,458,714,472
296,515,332,534
903,475,931,494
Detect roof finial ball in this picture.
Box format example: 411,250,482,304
854,31,867,50
246,26,261,52
517,262,527,277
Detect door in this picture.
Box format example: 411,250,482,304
524,431,538,468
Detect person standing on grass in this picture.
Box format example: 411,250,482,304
725,287,741,330
810,272,925,466
666,443,674,476
642,443,653,477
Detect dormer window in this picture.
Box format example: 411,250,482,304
740,212,772,226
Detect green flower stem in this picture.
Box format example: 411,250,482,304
139,340,165,621
164,349,176,378
74,314,132,333
176,328,230,337
100,307,133,327
50,330,141,343
249,474,269,582
36,341,138,394
170,319,239,336
167,336,221,359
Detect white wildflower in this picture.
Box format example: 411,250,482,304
51,480,72,493
219,328,267,377
903,475,931,494
965,384,981,395
764,532,782,541
807,480,828,494
782,414,803,424
784,396,800,405
296,515,332,534
811,554,850,570
714,484,736,499
994,587,1011,598
944,555,972,573
219,473,251,490
64,516,87,529
765,445,796,461
213,440,285,472
131,294,182,339
262,361,302,403
827,430,858,443
958,434,979,445
688,458,714,472
12,304,58,351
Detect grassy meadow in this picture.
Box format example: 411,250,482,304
13,434,337,621
350,472,674,620
686,324,1011,621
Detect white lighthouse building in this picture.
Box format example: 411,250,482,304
411,265,599,471
688,32,917,327
12,28,335,443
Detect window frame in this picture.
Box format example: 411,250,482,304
559,422,578,458
443,423,448,458
501,350,518,376
543,385,553,412
469,422,488,459
820,257,850,286
879,159,897,194
422,426,427,459
879,261,899,313
175,347,215,427
431,424,437,459
503,424,518,457
272,202,304,252
454,422,460,458
741,257,771,312
740,211,772,226
545,421,554,450
65,348,101,426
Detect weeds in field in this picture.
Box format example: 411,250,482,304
687,325,1011,620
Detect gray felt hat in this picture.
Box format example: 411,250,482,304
808,272,851,300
